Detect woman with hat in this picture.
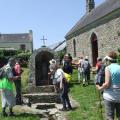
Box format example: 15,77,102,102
49,59,72,111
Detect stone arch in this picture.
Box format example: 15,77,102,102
35,51,53,86
91,33,98,66
73,39,76,57
28,47,54,86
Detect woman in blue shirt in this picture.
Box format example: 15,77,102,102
96,51,120,120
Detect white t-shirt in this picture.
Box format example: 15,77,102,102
53,68,64,84
78,59,84,72
5,64,13,79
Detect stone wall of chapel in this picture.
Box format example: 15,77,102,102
66,17,120,63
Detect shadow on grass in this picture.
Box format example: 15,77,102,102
71,106,79,111
69,80,95,88
0,113,40,120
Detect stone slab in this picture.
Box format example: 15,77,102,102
23,93,61,103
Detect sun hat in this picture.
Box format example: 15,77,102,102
103,56,113,61
85,56,88,60
49,59,56,65
49,63,56,72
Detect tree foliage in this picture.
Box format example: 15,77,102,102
0,50,32,68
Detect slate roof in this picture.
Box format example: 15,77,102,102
48,40,66,52
54,40,66,52
48,42,62,50
0,33,31,43
65,0,120,39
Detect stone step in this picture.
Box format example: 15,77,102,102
23,93,61,104
26,85,55,93
32,103,56,110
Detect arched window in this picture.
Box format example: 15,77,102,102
91,33,98,66
20,44,26,51
73,39,76,57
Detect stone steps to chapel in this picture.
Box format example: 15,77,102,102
23,92,60,103
26,85,55,93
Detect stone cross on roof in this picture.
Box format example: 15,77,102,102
41,36,47,47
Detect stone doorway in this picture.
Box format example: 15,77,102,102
91,33,98,66
35,51,53,86
28,47,54,87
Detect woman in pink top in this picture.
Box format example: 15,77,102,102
13,60,23,105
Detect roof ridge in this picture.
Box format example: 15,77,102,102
65,0,120,39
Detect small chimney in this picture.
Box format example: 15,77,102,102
86,0,95,13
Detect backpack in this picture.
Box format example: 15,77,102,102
98,64,105,76
95,64,105,86
0,65,11,80
64,72,71,82
63,61,73,74
82,61,90,73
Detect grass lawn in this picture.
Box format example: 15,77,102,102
0,68,115,120
0,68,40,120
67,69,105,120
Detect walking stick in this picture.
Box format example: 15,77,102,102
98,91,104,120
93,72,104,120
94,85,104,120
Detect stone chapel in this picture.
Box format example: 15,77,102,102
65,0,120,66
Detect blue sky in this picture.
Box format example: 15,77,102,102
0,0,105,49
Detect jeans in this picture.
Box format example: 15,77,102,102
78,70,83,83
83,71,90,84
104,99,120,120
60,83,72,109
1,89,15,108
14,78,22,104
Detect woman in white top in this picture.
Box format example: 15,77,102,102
49,59,72,111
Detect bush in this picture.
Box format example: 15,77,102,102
117,48,120,64
0,50,31,68
117,56,120,64
16,52,32,67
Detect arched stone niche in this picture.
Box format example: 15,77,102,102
28,47,54,86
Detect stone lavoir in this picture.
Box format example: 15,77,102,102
22,46,67,120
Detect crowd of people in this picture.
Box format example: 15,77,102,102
0,51,120,120
48,53,93,111
49,51,120,120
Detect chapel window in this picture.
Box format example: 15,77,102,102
20,44,26,51
73,39,76,57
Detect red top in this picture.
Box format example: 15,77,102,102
14,63,21,76
96,62,102,72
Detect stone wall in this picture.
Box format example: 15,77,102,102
28,47,54,87
0,42,32,51
66,17,120,64
0,30,33,52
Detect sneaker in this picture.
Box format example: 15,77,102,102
16,100,23,105
67,107,73,111
27,102,31,107
83,83,85,87
59,108,68,111
2,112,7,117
8,112,15,117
